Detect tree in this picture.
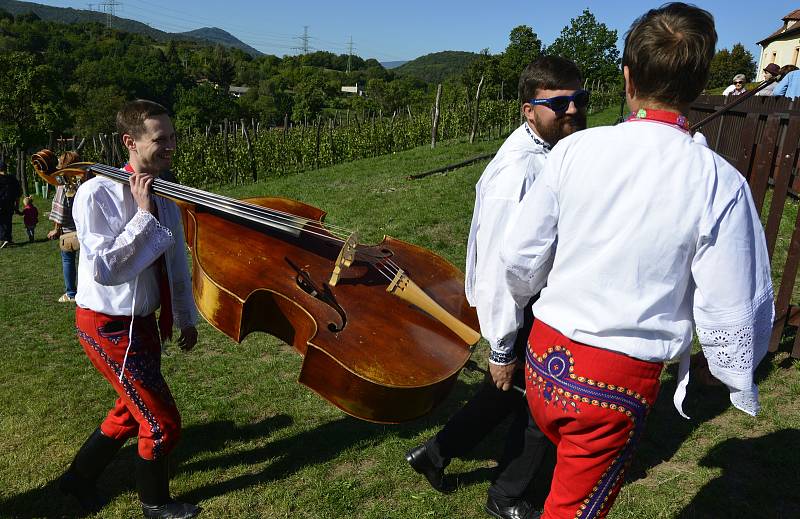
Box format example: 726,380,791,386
499,25,542,99
173,83,239,131
291,69,326,121
546,9,621,88
707,43,756,89
0,51,64,149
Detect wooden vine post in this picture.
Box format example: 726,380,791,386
241,118,257,182
431,83,442,149
469,75,484,144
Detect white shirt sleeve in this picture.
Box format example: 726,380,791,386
76,186,175,286
722,84,736,96
499,158,561,340
692,183,774,416
474,194,526,364
162,199,198,329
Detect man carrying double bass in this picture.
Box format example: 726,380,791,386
60,99,201,519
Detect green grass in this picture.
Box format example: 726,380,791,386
1,109,798,518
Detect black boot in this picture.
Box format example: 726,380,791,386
136,456,201,519
59,428,126,513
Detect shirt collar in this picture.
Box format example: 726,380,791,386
524,123,552,152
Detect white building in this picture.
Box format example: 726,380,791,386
756,9,800,80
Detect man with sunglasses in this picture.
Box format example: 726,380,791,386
406,56,587,519
499,4,771,518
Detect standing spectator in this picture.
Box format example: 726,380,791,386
21,195,38,242
722,73,747,96
48,151,82,302
0,159,21,248
756,63,781,96
773,66,800,98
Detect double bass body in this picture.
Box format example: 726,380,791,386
182,196,478,423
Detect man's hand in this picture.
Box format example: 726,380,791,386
47,228,59,240
489,360,518,391
177,326,198,351
130,172,154,213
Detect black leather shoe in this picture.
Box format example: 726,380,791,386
141,500,201,519
404,444,454,493
484,496,541,519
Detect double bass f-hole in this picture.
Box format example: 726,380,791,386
286,258,346,333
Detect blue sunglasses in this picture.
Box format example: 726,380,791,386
529,90,590,113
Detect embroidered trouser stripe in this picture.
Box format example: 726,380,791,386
76,307,181,460
525,320,662,519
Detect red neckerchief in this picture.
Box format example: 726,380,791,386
626,108,690,132
124,163,173,342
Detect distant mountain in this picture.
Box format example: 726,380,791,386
175,27,261,56
394,51,481,83
381,60,408,69
0,0,262,56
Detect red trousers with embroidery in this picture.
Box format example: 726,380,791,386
526,320,663,519
76,307,181,460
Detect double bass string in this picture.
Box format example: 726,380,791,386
90,164,355,243
89,164,406,280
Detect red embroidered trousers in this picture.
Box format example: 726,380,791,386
76,307,181,460
526,320,663,519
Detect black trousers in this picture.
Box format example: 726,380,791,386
0,207,13,242
425,304,550,505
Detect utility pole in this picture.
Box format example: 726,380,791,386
347,35,354,74
99,0,121,29
293,26,310,54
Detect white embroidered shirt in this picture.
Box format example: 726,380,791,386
499,121,774,416
73,174,198,330
464,122,550,365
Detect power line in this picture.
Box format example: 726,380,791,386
293,26,310,54
347,35,353,73
98,0,121,29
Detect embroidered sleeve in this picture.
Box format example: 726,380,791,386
692,182,773,416
696,290,773,416
93,208,175,286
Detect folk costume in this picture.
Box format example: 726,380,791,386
62,165,198,515
498,111,773,519
410,123,552,513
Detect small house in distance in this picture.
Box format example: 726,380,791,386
341,85,364,96
756,9,800,80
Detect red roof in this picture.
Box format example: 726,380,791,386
783,9,800,21
758,11,800,46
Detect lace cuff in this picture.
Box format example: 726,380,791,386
696,290,773,415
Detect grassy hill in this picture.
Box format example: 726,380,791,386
0,0,262,56
394,50,481,84
1,112,797,517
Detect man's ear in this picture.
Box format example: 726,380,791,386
122,133,136,152
623,66,636,99
522,102,535,123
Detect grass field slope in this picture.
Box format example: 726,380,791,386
0,111,798,518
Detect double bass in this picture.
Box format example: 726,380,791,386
32,150,480,423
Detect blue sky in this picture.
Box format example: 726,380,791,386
37,1,799,63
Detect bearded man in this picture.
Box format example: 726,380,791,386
406,56,588,519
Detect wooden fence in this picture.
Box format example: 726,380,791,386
690,95,800,357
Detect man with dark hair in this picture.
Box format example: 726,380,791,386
406,56,588,519
0,159,21,248
498,4,772,518
61,99,201,518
